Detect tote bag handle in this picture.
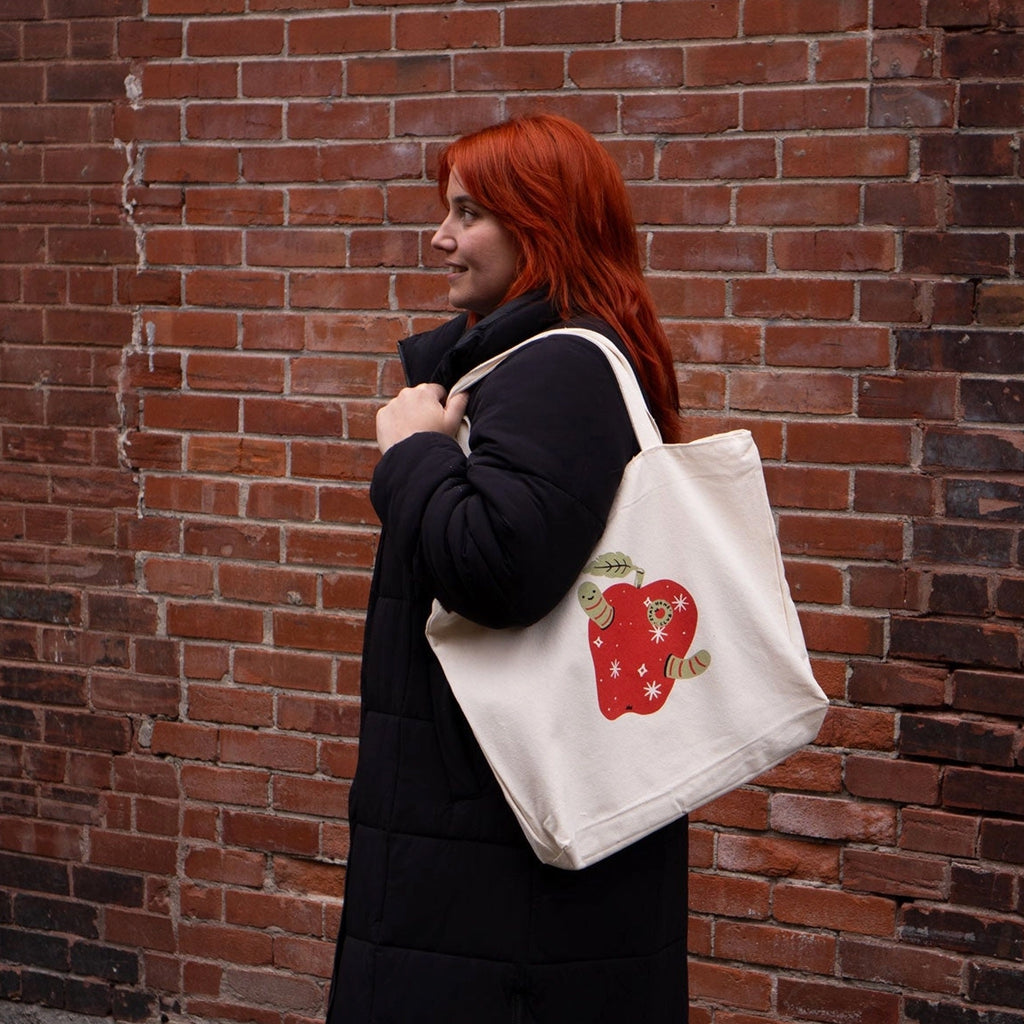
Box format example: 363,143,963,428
447,327,663,452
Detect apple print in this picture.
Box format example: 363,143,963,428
577,553,710,721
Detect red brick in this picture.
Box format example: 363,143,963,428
185,846,263,888
736,182,860,226
689,959,772,1012
871,82,955,128
774,230,896,272
651,230,767,272
845,754,941,805
180,920,273,965
288,13,390,55
220,729,316,774
765,324,890,368
771,793,896,843
90,830,177,875
690,787,769,831
943,766,1024,816
745,86,867,131
622,92,739,135
686,39,807,86
717,833,840,882
774,883,896,936
952,670,1024,718
717,920,835,973
182,764,269,807
105,908,176,953
505,2,616,44
395,9,500,50
901,713,1018,768
272,775,348,817
778,978,899,1024
186,436,287,476
660,138,776,181
745,0,868,33
734,278,855,320
765,465,849,511
844,849,948,900
222,810,319,857
900,808,979,857
689,872,771,921
275,694,360,739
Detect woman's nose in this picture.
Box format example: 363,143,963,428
431,215,455,252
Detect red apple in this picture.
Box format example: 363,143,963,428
579,576,709,720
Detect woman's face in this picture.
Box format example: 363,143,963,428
431,169,519,318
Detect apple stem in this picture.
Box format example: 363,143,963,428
635,567,645,587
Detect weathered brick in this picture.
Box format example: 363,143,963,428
907,998,1024,1024
778,977,899,1024
963,378,1024,424
927,571,990,616
13,894,97,938
838,935,962,993
953,670,1024,718
0,926,69,971
945,479,1024,523
848,661,948,708
854,469,933,516
890,616,1021,669
902,905,1024,958
923,427,1024,473
771,793,896,844
898,330,1024,374
900,713,1019,768
943,766,1024,816
71,866,144,908
962,82,1024,127
901,807,979,857
913,522,1015,568
905,231,1011,277
0,586,78,625
977,282,1024,326
921,133,1016,176
847,842,948,898
980,819,1024,866
951,863,1018,913
845,754,940,804
870,82,955,128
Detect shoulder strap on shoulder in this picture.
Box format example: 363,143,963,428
447,327,662,451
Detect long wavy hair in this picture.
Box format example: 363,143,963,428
437,114,681,442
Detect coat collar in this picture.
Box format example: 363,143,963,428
398,292,563,390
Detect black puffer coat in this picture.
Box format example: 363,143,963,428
326,295,689,1024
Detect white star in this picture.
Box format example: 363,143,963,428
649,623,667,643
593,637,602,648
644,681,662,701
637,663,648,678
610,659,621,678
673,593,689,611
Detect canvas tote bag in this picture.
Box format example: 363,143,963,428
426,328,829,870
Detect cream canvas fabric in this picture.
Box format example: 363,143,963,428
427,329,829,870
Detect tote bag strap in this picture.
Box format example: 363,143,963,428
448,326,663,451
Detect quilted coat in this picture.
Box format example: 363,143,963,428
325,294,689,1024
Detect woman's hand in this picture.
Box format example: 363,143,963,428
376,384,470,454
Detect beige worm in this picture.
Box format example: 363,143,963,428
665,649,711,679
577,582,614,629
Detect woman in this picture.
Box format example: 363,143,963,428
326,114,688,1023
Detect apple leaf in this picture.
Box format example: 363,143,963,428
585,552,645,587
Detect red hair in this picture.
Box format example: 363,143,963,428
438,115,681,442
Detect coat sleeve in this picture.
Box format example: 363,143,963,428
369,335,642,629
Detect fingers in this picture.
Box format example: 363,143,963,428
376,384,468,454
441,390,469,436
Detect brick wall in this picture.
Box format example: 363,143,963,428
1,2,1022,1023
